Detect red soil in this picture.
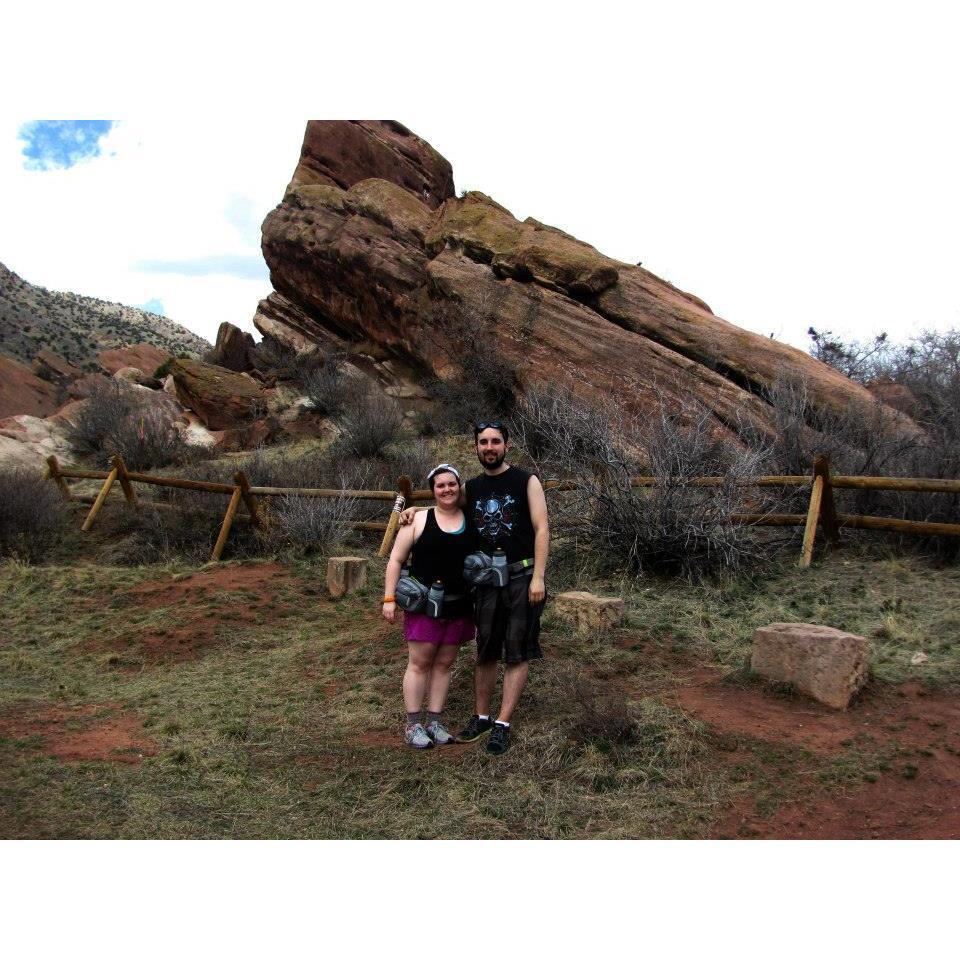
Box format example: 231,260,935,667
674,668,960,839
86,562,303,665
0,702,156,764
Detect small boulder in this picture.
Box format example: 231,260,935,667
113,365,155,386
553,591,625,635
326,556,368,599
751,622,869,710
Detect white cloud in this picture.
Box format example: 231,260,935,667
0,117,303,343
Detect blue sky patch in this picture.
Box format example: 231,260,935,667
135,254,268,281
138,298,165,315
19,120,114,170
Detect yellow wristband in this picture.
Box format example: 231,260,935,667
383,596,396,603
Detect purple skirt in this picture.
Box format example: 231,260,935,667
403,611,475,646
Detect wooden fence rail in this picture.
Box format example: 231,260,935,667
45,454,960,566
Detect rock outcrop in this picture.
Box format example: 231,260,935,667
288,120,454,209
0,355,59,420
99,343,170,379
0,414,74,470
169,358,267,430
257,121,916,444
33,348,82,386
209,322,257,373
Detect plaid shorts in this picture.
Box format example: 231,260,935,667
474,576,545,665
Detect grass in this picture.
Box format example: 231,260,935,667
0,541,957,839
591,545,960,688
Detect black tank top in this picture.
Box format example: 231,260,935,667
409,508,475,619
466,466,536,564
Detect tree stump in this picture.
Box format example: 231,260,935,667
553,591,625,636
326,556,369,599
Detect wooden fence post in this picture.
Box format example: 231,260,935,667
46,455,72,500
816,455,841,546
235,471,262,529
211,485,243,562
377,475,413,558
113,455,139,509
81,465,119,531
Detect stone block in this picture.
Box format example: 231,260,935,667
326,556,368,599
553,591,625,636
750,622,870,709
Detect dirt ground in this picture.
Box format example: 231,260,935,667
676,669,960,839
5,560,959,838
80,562,301,665
0,702,156,764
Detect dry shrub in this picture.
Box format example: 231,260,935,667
0,468,69,562
759,373,960,556
260,492,356,558
561,670,636,747
511,383,766,578
302,352,348,417
335,387,404,459
254,335,323,381
423,302,519,433
65,379,196,471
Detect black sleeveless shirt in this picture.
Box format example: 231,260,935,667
409,508,476,619
466,466,536,564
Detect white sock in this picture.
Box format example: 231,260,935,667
477,714,489,721
495,719,510,728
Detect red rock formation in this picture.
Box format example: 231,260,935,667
169,358,267,430
99,343,170,378
33,348,82,386
208,321,257,372
288,120,454,209
0,355,59,420
257,121,917,443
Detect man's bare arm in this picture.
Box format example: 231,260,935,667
527,474,549,605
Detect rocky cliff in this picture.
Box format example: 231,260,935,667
256,121,909,442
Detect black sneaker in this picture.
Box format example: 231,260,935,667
486,723,511,755
457,715,495,742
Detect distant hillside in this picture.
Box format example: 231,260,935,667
0,261,210,372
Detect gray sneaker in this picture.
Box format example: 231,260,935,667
425,719,454,745
405,722,433,749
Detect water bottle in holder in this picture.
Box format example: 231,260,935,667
426,580,445,618
492,548,509,587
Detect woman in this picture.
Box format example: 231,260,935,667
382,464,475,748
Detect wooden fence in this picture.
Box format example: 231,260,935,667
45,454,960,567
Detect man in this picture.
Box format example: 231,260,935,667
400,420,549,755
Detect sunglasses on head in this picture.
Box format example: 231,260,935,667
474,421,505,433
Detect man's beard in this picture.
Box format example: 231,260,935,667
478,449,506,470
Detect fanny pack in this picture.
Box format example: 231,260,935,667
395,575,428,613
396,572,465,617
463,553,535,588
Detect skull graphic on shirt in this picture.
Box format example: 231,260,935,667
474,494,516,543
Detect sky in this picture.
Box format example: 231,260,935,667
2,2,959,354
